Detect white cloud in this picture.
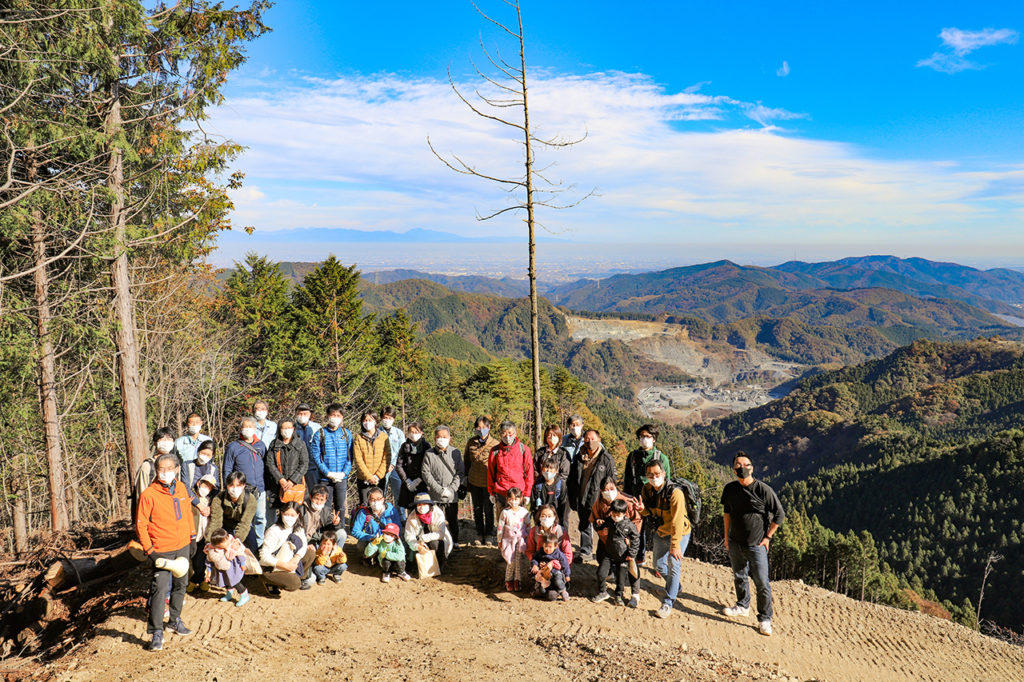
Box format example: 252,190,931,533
208,70,1024,248
776,61,790,77
918,26,1018,73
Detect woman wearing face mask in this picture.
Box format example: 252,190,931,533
590,475,644,602
352,411,392,507
623,424,671,564
259,501,317,592
351,486,404,555
209,471,259,553
264,418,309,524
524,504,574,567
187,473,220,593
464,416,499,545
133,427,181,517
534,425,571,484
421,425,466,546
403,492,453,572
395,422,430,511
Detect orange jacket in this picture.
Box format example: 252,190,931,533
136,479,194,554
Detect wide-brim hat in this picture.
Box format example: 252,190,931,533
412,492,435,507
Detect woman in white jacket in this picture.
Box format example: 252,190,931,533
404,492,453,572
260,502,316,593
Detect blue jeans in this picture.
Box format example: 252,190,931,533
728,543,773,622
312,563,348,581
652,531,691,608
254,490,267,547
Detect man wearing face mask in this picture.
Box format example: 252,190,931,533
623,424,672,565
174,413,212,463
721,452,785,637
641,460,692,619
252,400,277,449
351,486,403,555
302,484,341,545
265,418,309,525
487,421,534,524
136,453,195,650
311,403,353,523
568,429,615,563
294,403,322,494
379,406,406,498
465,416,499,545
224,417,268,547
422,425,466,545
562,415,586,463
134,427,181,516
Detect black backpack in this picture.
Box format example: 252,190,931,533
668,477,702,526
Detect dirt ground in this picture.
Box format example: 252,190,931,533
25,532,1024,682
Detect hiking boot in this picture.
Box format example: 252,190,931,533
590,590,611,603
169,619,192,637
759,620,773,636
199,581,211,592
219,589,235,602
655,603,673,619
381,573,391,583
723,604,750,618
235,590,250,607
185,582,197,594
398,571,412,582
627,594,639,609
612,595,626,606
148,631,163,651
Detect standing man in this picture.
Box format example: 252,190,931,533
623,424,672,564
487,421,533,522
133,428,179,517
721,452,785,637
568,429,615,563
562,415,585,463
379,406,405,499
294,403,322,494
223,417,268,547
253,399,277,449
264,418,308,524
136,453,195,651
174,412,211,464
641,460,692,619
465,416,499,545
312,403,353,524
352,411,391,506
422,425,465,545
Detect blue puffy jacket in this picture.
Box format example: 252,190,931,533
312,426,353,479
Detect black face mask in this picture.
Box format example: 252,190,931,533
736,466,752,479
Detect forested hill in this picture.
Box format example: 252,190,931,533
680,338,1024,633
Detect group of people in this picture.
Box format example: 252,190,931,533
133,403,786,651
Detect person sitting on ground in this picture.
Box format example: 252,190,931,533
313,529,348,584
532,457,569,530
205,527,250,607
591,498,641,607
497,487,530,592
530,532,571,602
136,452,195,651
351,486,403,555
208,471,258,552
404,492,453,572
394,421,430,514
302,484,341,546
187,473,218,594
259,501,316,593
363,522,411,583
524,504,574,568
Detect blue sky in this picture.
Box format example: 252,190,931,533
209,0,1024,267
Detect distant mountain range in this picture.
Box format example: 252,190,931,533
239,227,570,244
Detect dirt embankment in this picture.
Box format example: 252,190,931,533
34,540,1024,682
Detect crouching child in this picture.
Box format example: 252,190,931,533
313,529,348,584
530,532,571,601
363,523,411,583
205,528,250,607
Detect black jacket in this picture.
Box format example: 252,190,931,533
533,445,571,484
265,437,309,488
568,445,616,513
395,438,431,507
602,516,640,562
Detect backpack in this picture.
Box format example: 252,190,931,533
319,427,352,469
669,477,702,527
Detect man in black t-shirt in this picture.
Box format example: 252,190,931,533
720,451,785,636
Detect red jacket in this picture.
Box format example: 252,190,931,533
136,479,194,554
487,439,534,497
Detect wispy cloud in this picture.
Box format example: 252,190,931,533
776,61,790,77
918,27,1019,74
210,70,1023,250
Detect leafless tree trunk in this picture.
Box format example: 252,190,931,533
12,467,29,553
976,551,1002,629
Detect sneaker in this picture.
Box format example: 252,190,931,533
655,603,673,619
397,572,412,582
329,574,344,583
219,589,235,603
169,619,192,637
148,631,163,651
612,595,626,606
381,573,391,583
723,604,750,618
300,577,314,590
627,594,639,609
559,590,570,602
235,590,250,607
266,584,281,596
199,582,211,593
590,590,611,603
316,577,326,585
759,620,773,636
185,582,197,594
472,538,482,546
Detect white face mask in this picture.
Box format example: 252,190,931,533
196,453,211,465
571,426,582,437
188,424,201,435
241,427,255,440
370,500,384,513
539,516,555,528
362,421,375,433
543,471,556,481
382,418,394,429
280,428,294,440
602,489,617,502
254,409,268,421
503,435,515,446
409,432,422,442
476,427,489,439
435,437,450,450
281,515,297,528
158,470,176,485
296,414,310,425
416,505,430,515
328,416,342,429
199,485,212,498
228,486,244,499
640,437,654,450
650,475,665,489
156,439,174,454
311,501,325,512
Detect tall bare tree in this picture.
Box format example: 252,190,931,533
430,0,590,444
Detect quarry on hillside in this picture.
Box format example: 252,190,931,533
565,316,803,423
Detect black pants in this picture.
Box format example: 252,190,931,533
326,479,349,526
189,539,207,584
304,467,320,499
444,501,461,543
597,556,634,596
356,479,378,506
535,569,567,597
417,539,447,570
637,516,654,560
469,485,493,537
148,545,190,634
380,557,406,575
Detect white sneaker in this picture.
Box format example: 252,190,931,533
654,603,673,619
723,604,750,617
758,620,772,636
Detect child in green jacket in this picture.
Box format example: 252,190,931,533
363,523,411,583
